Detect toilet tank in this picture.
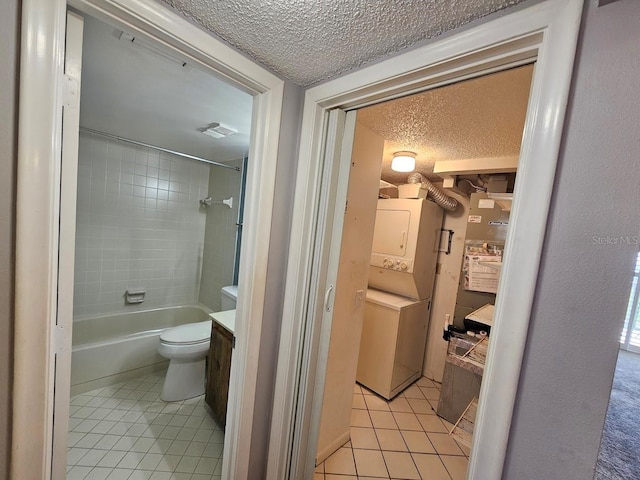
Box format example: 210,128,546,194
221,285,238,310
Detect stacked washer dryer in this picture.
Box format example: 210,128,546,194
356,198,443,399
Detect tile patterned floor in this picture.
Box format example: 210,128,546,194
315,377,469,480
66,371,223,480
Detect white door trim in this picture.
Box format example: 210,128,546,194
269,0,583,478
13,1,284,479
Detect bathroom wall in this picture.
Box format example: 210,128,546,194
198,158,243,311
73,131,210,319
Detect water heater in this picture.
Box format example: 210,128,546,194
368,198,443,300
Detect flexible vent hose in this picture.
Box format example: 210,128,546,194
407,173,458,211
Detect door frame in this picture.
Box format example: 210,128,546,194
268,0,583,478
13,0,284,478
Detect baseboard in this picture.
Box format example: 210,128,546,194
315,429,351,466
70,361,168,396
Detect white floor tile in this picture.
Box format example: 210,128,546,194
407,398,433,415
202,441,224,458
412,453,451,480
427,433,464,456
130,436,155,453
350,427,379,450
401,431,435,454
88,466,115,480
363,394,391,411
388,396,413,413
105,468,135,480
194,455,218,474
117,451,143,469
440,454,469,480
75,432,103,449
76,450,107,467
316,379,471,480
382,450,420,479
421,386,441,401
148,472,173,480
154,454,182,472
403,385,426,399
352,393,367,410
375,428,407,452
417,413,449,433
353,448,389,478
137,452,164,471
392,411,422,431
417,377,437,389
324,447,357,476
67,465,94,480
167,439,190,456
68,447,91,465
369,411,397,430
350,409,373,428
97,450,128,468
174,454,199,474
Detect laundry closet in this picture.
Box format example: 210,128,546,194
314,64,534,471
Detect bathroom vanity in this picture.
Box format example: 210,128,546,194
206,309,235,429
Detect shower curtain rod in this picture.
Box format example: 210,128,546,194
80,127,241,171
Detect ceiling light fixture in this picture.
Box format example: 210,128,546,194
200,123,237,139
391,151,416,172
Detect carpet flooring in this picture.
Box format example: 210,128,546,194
594,350,640,480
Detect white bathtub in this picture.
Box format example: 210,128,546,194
71,305,211,395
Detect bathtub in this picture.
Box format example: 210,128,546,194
71,305,211,395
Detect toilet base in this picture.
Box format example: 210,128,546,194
161,357,206,402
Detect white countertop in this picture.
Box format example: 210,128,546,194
209,309,236,334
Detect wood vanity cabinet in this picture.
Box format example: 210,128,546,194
205,322,233,430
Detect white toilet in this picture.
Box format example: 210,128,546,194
158,286,238,402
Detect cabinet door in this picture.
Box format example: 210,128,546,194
205,323,233,429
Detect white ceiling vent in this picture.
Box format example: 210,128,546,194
200,123,237,139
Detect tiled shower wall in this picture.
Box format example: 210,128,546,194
198,158,243,311
73,131,210,319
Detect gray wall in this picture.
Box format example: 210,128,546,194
0,0,19,478
503,0,640,478
248,80,304,477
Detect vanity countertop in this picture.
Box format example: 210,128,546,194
209,309,236,334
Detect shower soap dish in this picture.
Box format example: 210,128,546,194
125,289,146,304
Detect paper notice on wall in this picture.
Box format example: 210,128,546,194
467,254,501,293
463,245,502,293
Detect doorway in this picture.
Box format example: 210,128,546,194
13,1,284,479
594,251,640,479
269,1,583,479
65,10,250,479
619,252,640,352
313,65,531,480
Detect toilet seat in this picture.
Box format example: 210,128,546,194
160,320,212,345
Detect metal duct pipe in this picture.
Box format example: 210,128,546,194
407,173,458,211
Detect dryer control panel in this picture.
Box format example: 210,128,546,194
371,253,413,273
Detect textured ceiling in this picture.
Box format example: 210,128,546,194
357,64,534,184
159,0,528,86
80,14,252,162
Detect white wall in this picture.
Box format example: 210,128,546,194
503,1,640,478
73,131,210,318
199,158,243,311
423,192,470,382
248,80,305,477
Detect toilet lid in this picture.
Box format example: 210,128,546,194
160,320,212,345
